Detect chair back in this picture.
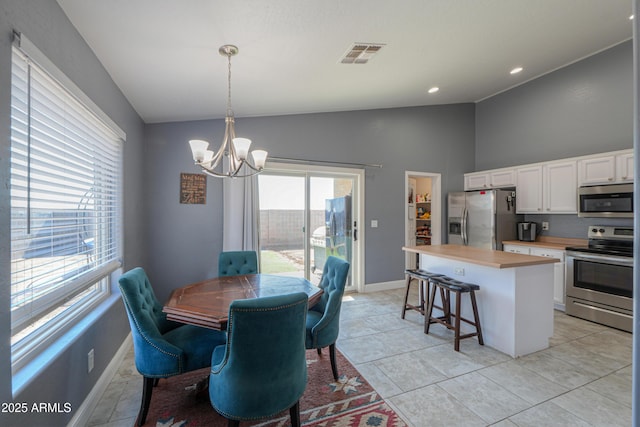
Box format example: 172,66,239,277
313,256,350,316
209,292,308,421
118,267,182,375
218,250,258,276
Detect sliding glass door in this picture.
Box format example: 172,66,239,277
258,164,362,290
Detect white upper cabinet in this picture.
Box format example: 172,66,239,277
577,149,634,186
578,155,615,185
515,166,543,213
464,168,516,191
616,151,634,183
516,161,577,214
544,161,577,213
464,172,490,190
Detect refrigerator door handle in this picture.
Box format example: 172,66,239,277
461,207,468,245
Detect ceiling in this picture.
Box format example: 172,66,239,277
57,0,633,124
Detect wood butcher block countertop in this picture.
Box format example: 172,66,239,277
403,244,560,269
502,236,588,250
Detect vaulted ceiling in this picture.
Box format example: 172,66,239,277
57,0,633,124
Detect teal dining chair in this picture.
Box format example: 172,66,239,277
118,267,227,426
305,256,350,380
218,250,258,276
209,292,308,427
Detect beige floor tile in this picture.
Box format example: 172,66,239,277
371,348,448,392
390,384,486,427
515,351,600,389
585,368,633,409
551,387,631,426
438,371,530,424
508,401,593,426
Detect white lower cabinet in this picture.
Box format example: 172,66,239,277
503,244,566,310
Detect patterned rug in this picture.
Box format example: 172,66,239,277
142,349,407,427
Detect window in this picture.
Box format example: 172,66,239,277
10,34,124,369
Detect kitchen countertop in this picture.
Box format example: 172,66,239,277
403,244,560,269
502,236,588,250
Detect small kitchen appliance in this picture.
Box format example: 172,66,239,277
517,222,537,242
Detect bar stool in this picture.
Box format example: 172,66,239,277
425,276,484,351
402,269,444,319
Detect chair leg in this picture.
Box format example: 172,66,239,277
401,275,412,319
329,343,338,380
454,290,462,352
470,290,484,345
290,400,301,427
317,348,322,355
137,376,155,426
228,419,240,427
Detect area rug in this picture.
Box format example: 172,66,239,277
142,349,407,426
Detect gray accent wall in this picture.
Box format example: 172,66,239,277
476,40,633,171
0,1,145,425
476,40,634,237
145,104,476,300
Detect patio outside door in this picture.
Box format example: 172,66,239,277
258,165,362,290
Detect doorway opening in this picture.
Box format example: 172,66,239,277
405,171,442,270
258,163,364,292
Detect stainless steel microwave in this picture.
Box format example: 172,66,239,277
578,183,633,218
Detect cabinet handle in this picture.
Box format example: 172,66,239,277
608,177,613,181
622,176,627,180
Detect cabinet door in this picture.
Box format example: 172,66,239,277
464,172,489,190
515,166,543,213
578,155,615,186
490,169,516,188
503,244,530,254
616,152,634,183
544,161,577,213
530,248,565,307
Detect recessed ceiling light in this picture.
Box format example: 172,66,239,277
428,87,439,94
630,14,634,20
510,67,523,75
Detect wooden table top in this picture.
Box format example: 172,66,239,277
403,244,560,269
163,274,323,330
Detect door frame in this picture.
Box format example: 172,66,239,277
404,171,442,269
263,162,365,292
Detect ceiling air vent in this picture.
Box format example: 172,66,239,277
340,43,385,64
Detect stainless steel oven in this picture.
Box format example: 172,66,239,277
565,226,633,332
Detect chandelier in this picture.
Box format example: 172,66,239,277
188,45,267,178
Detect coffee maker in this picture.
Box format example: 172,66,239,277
517,222,537,242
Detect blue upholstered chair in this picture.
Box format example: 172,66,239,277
305,256,350,380
209,292,308,427
218,250,259,277
118,267,227,426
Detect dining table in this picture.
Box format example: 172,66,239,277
163,273,323,330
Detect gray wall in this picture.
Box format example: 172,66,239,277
0,1,146,425
476,40,634,237
145,103,476,299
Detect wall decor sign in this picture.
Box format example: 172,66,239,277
180,173,207,204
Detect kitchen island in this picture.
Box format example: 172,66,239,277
403,244,559,357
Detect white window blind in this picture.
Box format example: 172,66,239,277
10,35,123,365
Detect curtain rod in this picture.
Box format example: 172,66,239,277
268,156,382,169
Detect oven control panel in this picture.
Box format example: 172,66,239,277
588,225,633,240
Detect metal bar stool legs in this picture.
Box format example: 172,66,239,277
425,276,484,351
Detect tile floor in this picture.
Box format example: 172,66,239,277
88,287,632,427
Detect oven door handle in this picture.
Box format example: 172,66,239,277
566,251,634,267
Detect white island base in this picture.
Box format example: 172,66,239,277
418,252,555,358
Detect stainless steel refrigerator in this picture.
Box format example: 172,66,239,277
447,190,522,250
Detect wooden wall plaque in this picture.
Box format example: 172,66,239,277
180,173,207,204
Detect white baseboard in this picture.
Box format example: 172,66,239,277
67,333,132,427
361,279,405,293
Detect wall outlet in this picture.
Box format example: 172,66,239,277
454,267,465,276
542,221,549,231
371,219,378,228
88,348,94,373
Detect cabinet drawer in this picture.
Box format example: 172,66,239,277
529,247,564,261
